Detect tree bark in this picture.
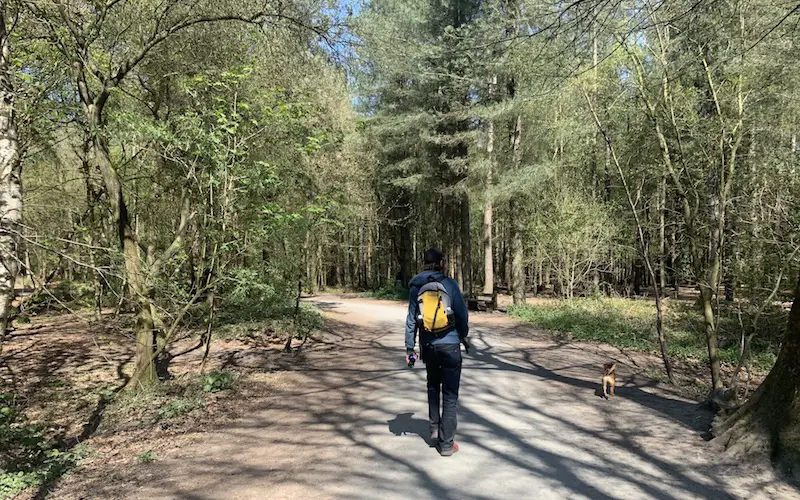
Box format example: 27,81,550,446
85,100,157,388
503,219,512,289
461,193,472,297
483,121,494,295
659,172,667,293
367,223,373,289
0,8,20,346
713,274,800,475
700,284,723,391
671,212,679,298
510,113,524,305
510,197,525,305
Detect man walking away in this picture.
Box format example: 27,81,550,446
405,248,469,456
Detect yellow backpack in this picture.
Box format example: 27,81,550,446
416,278,454,335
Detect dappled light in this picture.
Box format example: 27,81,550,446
51,299,792,498
1,0,800,496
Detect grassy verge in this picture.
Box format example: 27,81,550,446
508,298,784,371
359,285,409,301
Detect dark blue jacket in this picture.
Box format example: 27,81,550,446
405,271,469,354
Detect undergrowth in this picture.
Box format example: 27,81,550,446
101,369,238,432
214,303,323,345
360,284,409,301
0,394,88,499
509,298,784,371
135,450,156,464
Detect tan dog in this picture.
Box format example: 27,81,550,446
602,363,616,399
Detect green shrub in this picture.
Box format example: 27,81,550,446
52,281,96,306
156,397,204,421
361,284,409,301
217,268,296,324
135,450,156,464
203,370,236,393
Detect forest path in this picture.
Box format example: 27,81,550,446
74,296,796,499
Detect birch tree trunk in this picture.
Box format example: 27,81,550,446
0,7,20,346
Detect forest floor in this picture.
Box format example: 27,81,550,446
3,296,799,499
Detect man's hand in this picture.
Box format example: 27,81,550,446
406,351,417,365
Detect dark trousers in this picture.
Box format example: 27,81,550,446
423,342,462,449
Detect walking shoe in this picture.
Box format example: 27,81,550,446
430,430,439,443
438,442,459,457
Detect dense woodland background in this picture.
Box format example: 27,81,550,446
0,0,800,493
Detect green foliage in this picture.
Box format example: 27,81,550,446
295,303,325,334
0,394,86,499
215,303,324,345
102,376,214,431
135,450,156,465
18,6,361,378
528,184,619,298
156,398,205,421
509,299,784,371
202,370,236,394
509,300,654,350
11,0,800,409
361,284,410,301
218,268,295,323
52,281,95,307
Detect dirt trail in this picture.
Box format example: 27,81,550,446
56,296,797,499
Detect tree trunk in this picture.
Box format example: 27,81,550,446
88,103,156,389
510,197,525,305
81,141,103,319
510,113,524,305
450,242,458,283
504,219,512,289
0,9,20,347
659,172,667,293
360,222,366,289
344,228,351,288
367,223,373,289
713,274,800,476
461,193,472,297
482,122,494,295
700,284,724,392
671,216,679,298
